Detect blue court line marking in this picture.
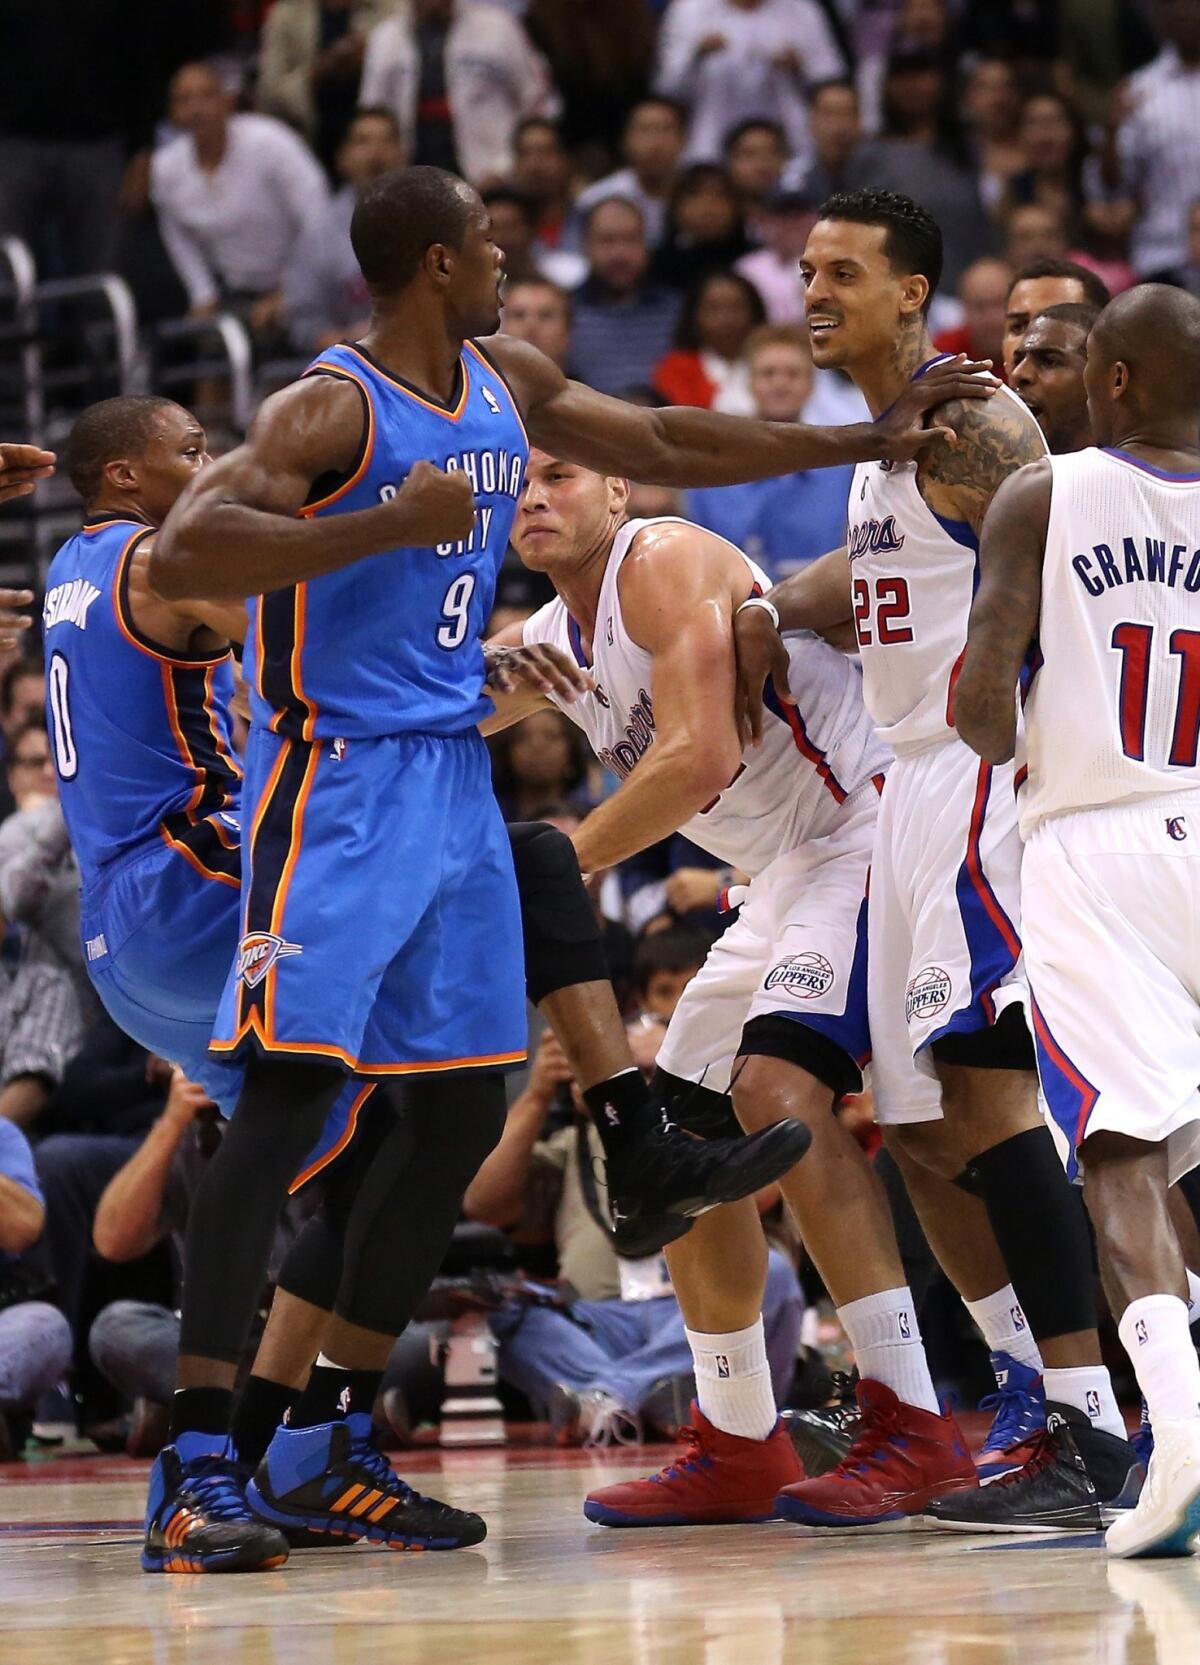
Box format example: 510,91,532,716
964,1533,1106,1551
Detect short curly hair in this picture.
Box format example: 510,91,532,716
816,188,944,312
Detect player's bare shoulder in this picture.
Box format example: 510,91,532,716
620,517,743,602
916,387,1046,535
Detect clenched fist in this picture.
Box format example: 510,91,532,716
391,460,476,546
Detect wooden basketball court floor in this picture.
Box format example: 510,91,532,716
2,1442,1199,1665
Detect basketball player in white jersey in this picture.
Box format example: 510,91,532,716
951,284,1200,1557
487,451,981,1527
735,189,1139,1531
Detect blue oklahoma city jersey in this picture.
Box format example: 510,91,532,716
43,514,241,888
247,339,529,740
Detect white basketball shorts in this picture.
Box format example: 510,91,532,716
868,739,1027,1126
1023,792,1200,1184
656,785,876,1093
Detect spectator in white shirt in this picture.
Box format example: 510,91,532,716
359,0,560,185
655,0,844,165
1107,0,1200,277
283,106,405,354
574,97,687,249
151,62,330,340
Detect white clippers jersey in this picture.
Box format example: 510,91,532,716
1020,446,1200,835
849,375,1047,756
521,518,889,877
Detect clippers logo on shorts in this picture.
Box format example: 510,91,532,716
237,931,303,989
1135,1319,1149,1345
906,965,952,1023
898,1311,911,1339
1167,816,1188,841
764,951,835,1001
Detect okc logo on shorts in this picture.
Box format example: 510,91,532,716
764,952,835,1001
237,931,303,989
906,966,952,1022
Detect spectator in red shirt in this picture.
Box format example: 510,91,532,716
653,269,766,412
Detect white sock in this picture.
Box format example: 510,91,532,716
837,1287,940,1415
1042,1365,1126,1441
1119,1294,1200,1427
1187,1268,1200,1325
685,1318,777,1441
963,1285,1044,1374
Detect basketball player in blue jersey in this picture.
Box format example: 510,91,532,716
45,393,811,1572
144,166,992,1572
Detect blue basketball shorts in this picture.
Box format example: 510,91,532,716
79,819,374,1191
211,725,527,1077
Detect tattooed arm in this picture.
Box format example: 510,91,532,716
954,462,1051,763
916,390,1046,535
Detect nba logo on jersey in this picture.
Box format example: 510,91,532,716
482,386,502,415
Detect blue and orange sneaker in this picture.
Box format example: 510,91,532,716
141,1432,289,1573
774,1379,977,1527
975,1353,1046,1481
246,1412,486,1550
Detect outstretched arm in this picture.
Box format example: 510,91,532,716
954,461,1051,764
570,524,746,873
485,336,997,484
149,377,476,602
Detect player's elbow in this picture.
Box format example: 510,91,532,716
677,732,743,804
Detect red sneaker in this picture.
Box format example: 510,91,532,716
774,1378,977,1527
583,1403,802,1527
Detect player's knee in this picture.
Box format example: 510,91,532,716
508,820,607,1004
730,1052,829,1133
884,1119,963,1181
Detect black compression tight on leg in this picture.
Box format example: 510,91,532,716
965,1124,1098,1342
178,1054,346,1363
508,821,609,1003
334,1072,506,1336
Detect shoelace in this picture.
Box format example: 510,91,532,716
831,1404,911,1479
181,1455,257,1522
652,1425,711,1482
978,1378,1043,1454
348,1427,422,1506
582,1397,642,1451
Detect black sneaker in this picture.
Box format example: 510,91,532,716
925,1408,1102,1534
247,1412,486,1549
606,1119,812,1258
1045,1400,1145,1515
782,1370,860,1478
142,1433,290,1573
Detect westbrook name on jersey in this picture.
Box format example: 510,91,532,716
247,339,528,742
43,512,240,889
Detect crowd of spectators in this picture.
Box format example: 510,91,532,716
0,0,1196,1454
